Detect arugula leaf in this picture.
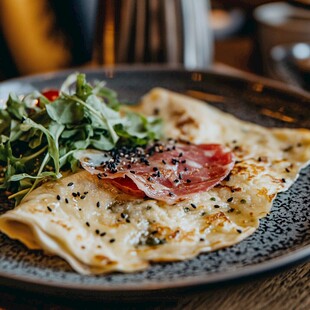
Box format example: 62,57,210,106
0,110,11,134
21,118,61,177
85,94,121,143
6,94,27,120
76,73,93,101
46,98,84,124
60,73,78,94
0,135,9,161
9,171,56,182
93,82,120,110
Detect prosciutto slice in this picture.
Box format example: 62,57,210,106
76,143,234,204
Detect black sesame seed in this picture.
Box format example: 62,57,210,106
174,179,180,183
191,203,197,209
236,229,242,234
283,145,293,152
179,173,182,180
214,205,220,208
153,108,160,115
227,197,233,203
162,159,166,164
96,201,101,208
168,192,174,197
86,222,90,227
200,238,205,242
47,206,52,212
181,160,186,164
56,195,61,200
200,212,206,216
100,232,106,237
67,182,74,186
109,238,115,243
80,195,86,199
72,192,77,197
153,167,158,172
285,168,290,173
126,219,131,223
130,170,136,174
147,176,153,182
95,229,100,235
282,178,286,183
184,167,188,171
240,199,246,204
65,198,69,204
186,179,191,183
184,207,190,213
178,152,183,157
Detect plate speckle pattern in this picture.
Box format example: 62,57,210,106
0,68,309,293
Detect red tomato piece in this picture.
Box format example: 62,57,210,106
42,89,59,102
109,176,145,198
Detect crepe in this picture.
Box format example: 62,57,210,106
0,88,309,274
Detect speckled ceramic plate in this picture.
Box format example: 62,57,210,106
0,67,309,299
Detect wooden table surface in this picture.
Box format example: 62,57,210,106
0,262,309,309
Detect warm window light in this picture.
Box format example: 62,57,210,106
0,0,70,75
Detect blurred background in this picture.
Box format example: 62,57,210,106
0,0,309,90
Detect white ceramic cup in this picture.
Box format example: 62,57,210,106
254,1,310,75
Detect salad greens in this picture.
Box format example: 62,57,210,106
0,73,162,204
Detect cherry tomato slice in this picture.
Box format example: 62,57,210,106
109,176,145,198
42,89,59,102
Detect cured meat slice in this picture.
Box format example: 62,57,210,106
77,143,234,204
